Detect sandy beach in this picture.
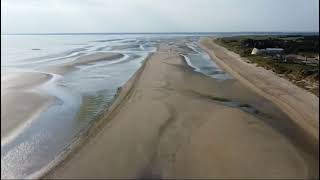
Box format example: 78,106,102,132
2,0,319,177
44,41,319,179
200,38,319,144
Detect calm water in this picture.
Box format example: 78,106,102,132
1,34,234,178
1,34,156,178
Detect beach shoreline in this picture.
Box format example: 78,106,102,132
35,53,153,179
44,41,319,179
200,38,319,144
1,36,153,178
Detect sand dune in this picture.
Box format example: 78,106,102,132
45,42,318,179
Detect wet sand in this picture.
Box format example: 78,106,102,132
68,52,124,66
110,44,141,50
1,72,54,140
1,72,52,91
45,42,319,179
1,52,124,143
200,38,319,145
46,52,125,75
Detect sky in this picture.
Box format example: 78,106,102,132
1,0,319,33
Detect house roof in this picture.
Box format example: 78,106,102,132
266,48,284,51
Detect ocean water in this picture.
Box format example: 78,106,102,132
1,34,233,178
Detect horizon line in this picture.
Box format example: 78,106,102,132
2,31,319,35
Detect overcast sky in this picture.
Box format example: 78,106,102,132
1,0,319,33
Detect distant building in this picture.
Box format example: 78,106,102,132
265,48,284,55
251,48,284,55
251,48,260,55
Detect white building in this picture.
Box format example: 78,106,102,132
251,48,284,55
265,48,284,55
251,48,260,55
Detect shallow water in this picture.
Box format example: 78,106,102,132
1,34,239,178
182,42,232,80
1,35,161,178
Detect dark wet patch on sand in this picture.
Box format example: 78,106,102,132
189,90,261,115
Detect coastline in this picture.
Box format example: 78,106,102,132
35,53,152,179
44,42,318,179
199,38,319,144
2,35,154,179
